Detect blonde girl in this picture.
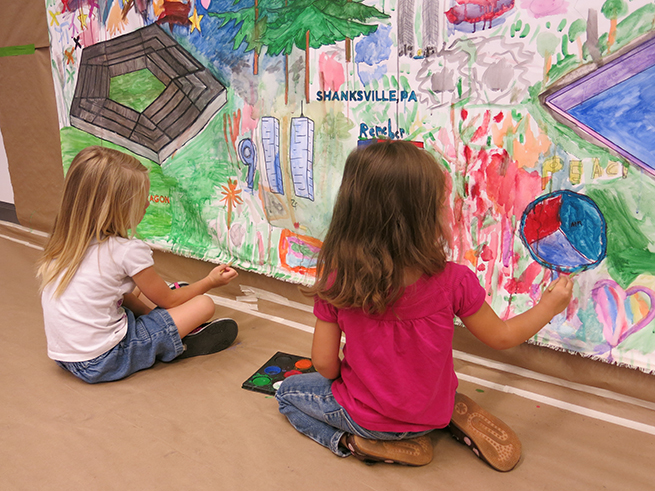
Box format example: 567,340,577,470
275,141,572,471
38,146,239,383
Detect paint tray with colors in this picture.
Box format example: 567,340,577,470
242,352,316,395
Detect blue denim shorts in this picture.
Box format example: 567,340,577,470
56,307,183,383
276,372,432,456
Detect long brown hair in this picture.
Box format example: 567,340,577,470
307,141,450,314
37,146,149,296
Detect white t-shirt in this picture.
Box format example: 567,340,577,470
41,237,155,362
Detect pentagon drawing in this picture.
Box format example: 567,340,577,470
70,24,227,164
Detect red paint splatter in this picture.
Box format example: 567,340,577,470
446,0,516,30
480,244,494,261
494,111,504,123
472,110,491,142
463,145,473,163
461,108,469,120
504,262,543,295
156,0,191,27
567,298,579,321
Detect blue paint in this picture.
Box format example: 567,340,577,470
238,138,257,192
355,24,393,65
261,117,284,194
569,64,655,173
531,229,591,267
264,365,281,375
559,191,606,260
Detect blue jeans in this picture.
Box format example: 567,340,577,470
56,307,183,383
275,372,432,457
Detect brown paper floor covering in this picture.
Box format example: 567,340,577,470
1,221,654,490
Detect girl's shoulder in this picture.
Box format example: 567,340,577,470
429,261,478,282
93,236,152,260
422,262,482,296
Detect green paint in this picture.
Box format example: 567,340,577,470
561,34,569,57
587,179,655,289
109,69,165,113
251,375,271,386
598,4,655,53
601,0,629,20
519,24,530,38
575,302,605,345
510,20,523,38
568,19,586,42
557,19,567,32
536,32,559,57
547,54,582,81
621,325,655,355
0,44,35,57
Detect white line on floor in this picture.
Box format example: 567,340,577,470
452,350,655,411
0,232,44,250
457,372,655,436
207,293,315,333
0,220,49,237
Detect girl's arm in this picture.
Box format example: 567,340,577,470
460,275,573,350
122,292,152,317
311,319,342,379
131,264,238,310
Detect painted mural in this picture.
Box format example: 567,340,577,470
46,0,655,373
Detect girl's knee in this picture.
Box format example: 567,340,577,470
196,294,216,321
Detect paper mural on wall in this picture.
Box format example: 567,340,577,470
46,0,655,373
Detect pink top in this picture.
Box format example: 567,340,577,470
314,262,486,432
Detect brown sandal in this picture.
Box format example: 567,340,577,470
344,434,433,466
448,393,522,472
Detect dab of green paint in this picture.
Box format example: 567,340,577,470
109,69,166,113
251,375,271,386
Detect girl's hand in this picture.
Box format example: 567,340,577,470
540,275,574,316
208,264,238,287
461,274,574,351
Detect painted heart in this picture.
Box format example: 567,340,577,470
201,0,211,8
591,280,655,348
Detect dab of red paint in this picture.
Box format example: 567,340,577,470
494,111,504,123
461,108,469,120
472,110,491,141
522,194,563,244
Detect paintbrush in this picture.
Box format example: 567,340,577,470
548,271,577,291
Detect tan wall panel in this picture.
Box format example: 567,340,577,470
0,0,64,232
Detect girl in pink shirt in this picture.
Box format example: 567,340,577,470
276,141,572,471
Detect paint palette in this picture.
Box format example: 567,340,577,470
242,352,316,395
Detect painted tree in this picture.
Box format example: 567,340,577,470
536,32,559,84
208,0,285,75
261,0,389,102
602,0,628,53
568,18,586,61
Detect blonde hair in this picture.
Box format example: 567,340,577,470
38,146,149,296
306,141,450,314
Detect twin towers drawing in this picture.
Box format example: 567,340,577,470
238,114,315,202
